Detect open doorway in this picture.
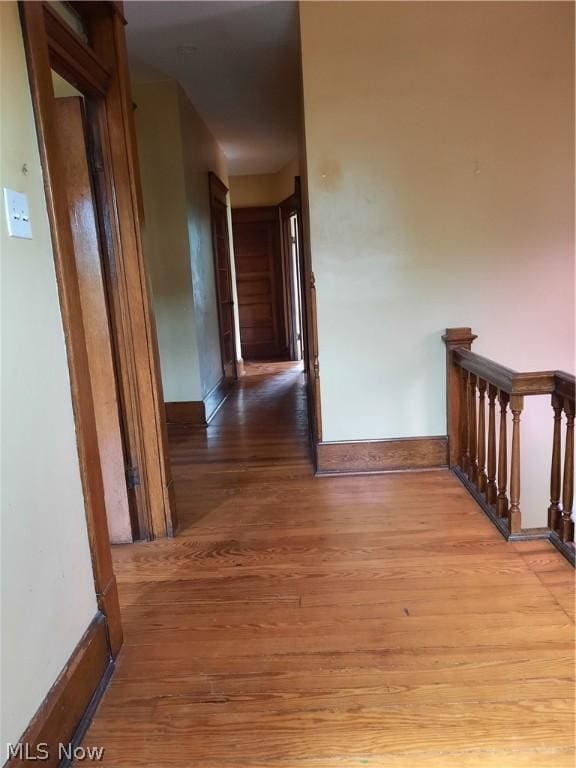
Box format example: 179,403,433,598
280,181,306,365
230,180,306,370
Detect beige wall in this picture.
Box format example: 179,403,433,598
134,81,202,402
300,1,574,526
229,156,300,208
178,87,229,395
1,1,97,750
135,80,233,402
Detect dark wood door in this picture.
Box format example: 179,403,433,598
209,173,237,379
232,206,288,361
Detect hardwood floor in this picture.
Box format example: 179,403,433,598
82,362,575,767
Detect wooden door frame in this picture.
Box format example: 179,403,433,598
294,176,322,444
208,171,238,380
19,0,175,654
279,189,303,363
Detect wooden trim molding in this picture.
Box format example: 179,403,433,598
21,0,176,543
204,377,233,423
88,7,176,539
19,0,123,649
316,436,448,475
5,614,112,768
166,378,233,426
43,3,110,97
165,401,205,426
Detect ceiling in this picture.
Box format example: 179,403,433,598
125,1,301,175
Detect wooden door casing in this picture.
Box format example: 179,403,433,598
55,95,134,544
209,173,237,379
232,206,288,361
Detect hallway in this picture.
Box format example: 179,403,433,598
83,365,574,767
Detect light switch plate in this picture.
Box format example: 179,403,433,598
4,188,33,239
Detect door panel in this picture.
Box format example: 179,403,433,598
232,207,288,361
209,173,237,379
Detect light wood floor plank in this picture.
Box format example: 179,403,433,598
82,362,575,766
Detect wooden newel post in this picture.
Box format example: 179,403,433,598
442,328,477,468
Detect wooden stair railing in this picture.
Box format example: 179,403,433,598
443,328,575,565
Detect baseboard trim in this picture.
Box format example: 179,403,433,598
6,612,113,768
453,466,512,540
165,377,233,427
165,400,204,426
549,530,576,566
204,377,233,423
316,436,448,475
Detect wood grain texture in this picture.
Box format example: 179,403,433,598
55,95,133,545
82,362,574,766
316,436,448,474
6,614,111,768
232,206,288,361
89,7,176,538
164,401,206,426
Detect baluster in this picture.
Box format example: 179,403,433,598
468,374,478,483
461,369,470,474
508,394,524,534
560,399,574,542
548,392,563,532
486,384,497,505
477,379,487,494
496,391,509,519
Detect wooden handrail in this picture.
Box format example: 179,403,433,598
453,348,564,396
443,328,574,565
555,371,576,402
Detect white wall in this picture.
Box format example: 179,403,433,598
0,1,98,750
300,1,574,527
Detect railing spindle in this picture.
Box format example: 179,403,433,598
462,369,470,474
560,399,574,543
477,379,487,494
496,390,509,519
508,394,524,534
548,392,563,532
486,384,497,505
468,374,478,483
442,329,574,563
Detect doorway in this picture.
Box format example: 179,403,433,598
231,181,306,368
